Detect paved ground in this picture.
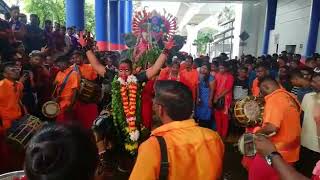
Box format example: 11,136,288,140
222,142,248,180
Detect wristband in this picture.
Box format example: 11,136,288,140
162,48,170,57
82,45,92,53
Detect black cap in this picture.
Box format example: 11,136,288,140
71,50,84,56
0,61,16,73
55,56,68,63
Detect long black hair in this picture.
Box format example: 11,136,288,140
202,63,211,88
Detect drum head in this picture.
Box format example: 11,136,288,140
243,100,261,121
42,101,60,118
238,133,256,156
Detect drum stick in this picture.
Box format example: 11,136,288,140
254,132,276,138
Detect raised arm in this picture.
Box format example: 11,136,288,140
145,39,175,80
85,50,106,77
78,32,106,77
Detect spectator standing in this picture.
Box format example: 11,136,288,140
297,73,320,177
289,70,313,102
195,63,215,128
25,14,45,53
9,6,26,41
213,62,234,138
233,66,249,100
130,81,224,180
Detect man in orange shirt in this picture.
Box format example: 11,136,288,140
55,56,80,124
180,56,199,101
252,63,269,97
248,76,301,180
0,62,24,130
0,61,24,173
130,80,224,180
68,51,98,129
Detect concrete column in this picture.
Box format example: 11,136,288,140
96,0,132,51
262,0,277,55
66,0,85,30
95,0,107,51
305,0,320,57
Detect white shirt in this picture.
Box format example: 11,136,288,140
301,92,320,153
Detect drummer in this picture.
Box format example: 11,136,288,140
68,51,98,129
248,76,301,180
55,56,80,125
0,61,25,173
0,61,24,131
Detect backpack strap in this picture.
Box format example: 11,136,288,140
155,136,169,180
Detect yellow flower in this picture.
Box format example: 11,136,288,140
125,143,138,151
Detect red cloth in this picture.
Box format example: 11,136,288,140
56,100,98,129
73,101,98,129
141,80,155,130
248,155,280,180
0,133,24,174
214,72,234,112
214,110,229,138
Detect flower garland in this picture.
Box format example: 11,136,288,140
111,75,145,156
119,75,140,142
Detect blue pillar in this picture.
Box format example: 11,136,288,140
96,0,132,51
107,0,120,50
305,0,320,57
262,0,277,55
66,0,85,30
95,0,107,51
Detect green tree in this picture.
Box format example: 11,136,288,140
84,2,95,33
194,28,218,54
24,0,95,33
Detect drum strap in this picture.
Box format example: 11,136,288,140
155,136,169,180
57,70,75,96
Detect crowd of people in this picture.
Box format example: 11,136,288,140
0,5,320,180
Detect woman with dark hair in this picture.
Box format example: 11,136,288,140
195,63,215,128
25,124,98,180
213,61,234,138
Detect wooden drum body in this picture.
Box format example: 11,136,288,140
79,79,102,103
6,115,42,149
234,96,264,127
238,133,256,156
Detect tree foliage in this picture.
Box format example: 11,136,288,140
24,0,95,33
194,28,218,54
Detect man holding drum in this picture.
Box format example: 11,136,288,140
55,56,80,125
248,76,301,180
67,51,98,129
0,61,25,173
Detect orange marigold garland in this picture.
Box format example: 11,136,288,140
118,75,140,152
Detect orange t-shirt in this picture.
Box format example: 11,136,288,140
69,64,97,81
158,67,170,80
129,119,224,180
55,70,80,112
180,69,199,100
0,79,23,130
180,62,187,71
251,78,260,97
263,89,301,163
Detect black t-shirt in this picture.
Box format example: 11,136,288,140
0,19,11,57
234,78,249,90
104,68,148,84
